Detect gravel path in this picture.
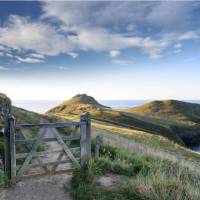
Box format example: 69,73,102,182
2,119,73,200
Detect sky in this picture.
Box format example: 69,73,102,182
0,1,200,100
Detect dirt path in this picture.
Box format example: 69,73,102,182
2,174,72,200
2,118,73,200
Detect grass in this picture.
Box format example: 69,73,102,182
70,141,200,200
48,95,200,146
0,170,10,188
53,113,200,169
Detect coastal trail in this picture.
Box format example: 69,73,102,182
2,118,72,200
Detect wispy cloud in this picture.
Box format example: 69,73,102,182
111,59,133,66
109,50,120,58
30,53,45,59
59,66,70,70
6,53,14,58
173,49,182,54
174,43,182,49
15,56,44,64
67,52,79,59
0,65,8,70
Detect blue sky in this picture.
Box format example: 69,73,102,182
0,1,200,100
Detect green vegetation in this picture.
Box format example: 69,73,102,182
71,142,200,200
126,100,200,146
47,94,179,143
48,95,200,146
0,170,10,188
128,100,200,124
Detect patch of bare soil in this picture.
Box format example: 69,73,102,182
2,174,72,200
95,173,125,187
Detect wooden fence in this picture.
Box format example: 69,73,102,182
3,113,91,182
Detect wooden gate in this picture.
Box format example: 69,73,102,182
4,113,91,182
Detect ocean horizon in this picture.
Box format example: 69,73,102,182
12,99,200,114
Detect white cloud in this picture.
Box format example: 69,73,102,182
59,66,70,70
174,49,182,54
0,45,4,51
41,2,200,59
30,53,45,59
0,2,199,61
6,53,14,58
15,56,44,64
177,31,200,40
0,65,8,70
111,59,133,66
42,1,199,32
0,52,3,56
0,15,75,56
67,52,79,59
174,43,182,49
109,50,120,58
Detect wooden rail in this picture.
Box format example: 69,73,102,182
15,135,81,145
16,121,85,129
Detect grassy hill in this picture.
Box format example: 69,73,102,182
48,94,200,146
127,99,200,125
126,100,200,146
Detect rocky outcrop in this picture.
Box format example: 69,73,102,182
0,93,11,125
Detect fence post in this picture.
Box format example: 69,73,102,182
4,114,11,178
3,114,16,182
86,113,91,160
9,116,16,182
80,113,91,168
95,136,101,159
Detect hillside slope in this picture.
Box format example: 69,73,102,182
47,94,186,145
126,100,200,146
128,100,200,125
0,93,40,126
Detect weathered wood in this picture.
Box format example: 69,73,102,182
4,114,11,178
51,128,81,168
86,113,91,160
51,152,65,173
15,135,81,145
95,136,101,159
16,122,85,129
9,116,16,182
17,128,47,176
16,147,80,159
80,114,88,168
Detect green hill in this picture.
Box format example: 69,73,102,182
126,100,200,146
47,94,185,145
127,100,200,125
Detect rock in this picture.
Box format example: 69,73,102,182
0,93,11,125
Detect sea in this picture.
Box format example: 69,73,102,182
12,99,200,152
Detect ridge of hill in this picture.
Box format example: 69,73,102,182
127,99,200,124
47,95,190,145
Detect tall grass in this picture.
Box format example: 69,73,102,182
71,141,200,200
